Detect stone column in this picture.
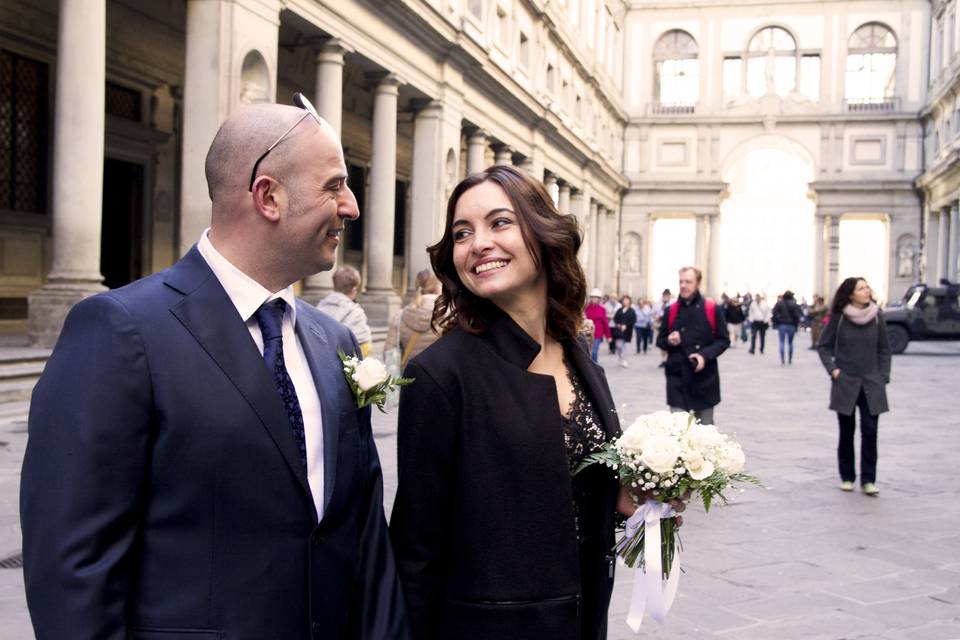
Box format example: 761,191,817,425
949,203,960,281
558,183,571,215
587,201,600,287
466,129,488,175
177,0,281,256
407,101,444,294
29,0,108,347
827,215,840,297
814,214,826,296
360,73,403,325
708,214,721,298
924,206,939,283
544,174,559,206
302,39,350,303
494,145,513,165
938,207,950,282
694,214,708,274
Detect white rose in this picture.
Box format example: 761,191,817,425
717,442,746,474
639,433,682,474
617,427,646,452
673,412,695,432
354,358,389,391
649,410,676,433
685,423,724,451
682,449,715,480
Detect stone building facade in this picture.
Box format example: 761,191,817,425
1,0,955,347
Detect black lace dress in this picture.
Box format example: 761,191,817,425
560,365,611,538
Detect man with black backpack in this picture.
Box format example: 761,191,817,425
656,266,731,425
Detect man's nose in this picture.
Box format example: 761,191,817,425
340,187,360,220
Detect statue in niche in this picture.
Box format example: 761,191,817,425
239,81,269,104
897,235,916,279
621,233,642,275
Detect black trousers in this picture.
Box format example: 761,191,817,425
635,327,653,353
837,389,879,484
749,321,767,353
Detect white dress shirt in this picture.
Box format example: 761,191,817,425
197,230,325,520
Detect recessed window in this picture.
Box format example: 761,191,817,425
546,63,555,94
653,30,699,106
845,23,897,104
0,50,49,214
519,32,530,69
468,0,483,20
494,6,509,49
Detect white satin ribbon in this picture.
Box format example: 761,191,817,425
620,498,681,631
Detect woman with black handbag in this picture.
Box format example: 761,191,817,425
612,296,637,368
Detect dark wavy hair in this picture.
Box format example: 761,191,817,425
428,164,587,341
830,276,866,315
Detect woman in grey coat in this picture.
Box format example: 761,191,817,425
817,277,891,496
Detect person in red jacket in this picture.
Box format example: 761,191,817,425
585,288,612,362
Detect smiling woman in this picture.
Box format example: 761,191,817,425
391,165,636,640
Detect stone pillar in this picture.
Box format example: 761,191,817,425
407,101,444,294
558,183,571,215
360,73,403,325
178,0,281,256
494,145,513,165
938,207,950,282
29,0,108,347
466,129,488,175
544,174,559,206
949,203,960,281
587,201,599,287
827,215,840,298
302,39,350,303
694,214,709,274
708,214,721,298
814,214,826,297
924,206,939,283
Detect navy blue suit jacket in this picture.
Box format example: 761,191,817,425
20,247,408,640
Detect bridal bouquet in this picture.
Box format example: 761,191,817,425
338,349,413,412
576,410,759,628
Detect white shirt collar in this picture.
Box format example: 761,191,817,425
197,229,297,327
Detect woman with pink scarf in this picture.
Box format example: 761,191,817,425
817,277,891,496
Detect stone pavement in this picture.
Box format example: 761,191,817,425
0,334,958,638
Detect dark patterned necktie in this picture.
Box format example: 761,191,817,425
254,299,307,470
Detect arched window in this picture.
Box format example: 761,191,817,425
746,26,797,98
653,30,699,106
845,23,897,106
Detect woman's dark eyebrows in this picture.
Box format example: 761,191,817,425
452,207,516,228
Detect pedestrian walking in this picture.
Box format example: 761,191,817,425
748,293,770,354
817,277,891,496
656,266,730,425
585,288,611,362
724,295,746,347
604,294,620,354
613,295,637,367
772,290,802,365
808,294,828,349
653,288,673,368
634,299,654,354
384,268,441,367
316,265,373,356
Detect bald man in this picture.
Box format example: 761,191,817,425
21,101,410,639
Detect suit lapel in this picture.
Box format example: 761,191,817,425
166,251,312,501
567,340,621,438
294,302,344,514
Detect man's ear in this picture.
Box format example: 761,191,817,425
251,175,283,222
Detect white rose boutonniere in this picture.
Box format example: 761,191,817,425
338,348,413,412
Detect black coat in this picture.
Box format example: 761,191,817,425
613,307,637,342
390,311,621,640
772,298,802,327
655,292,730,411
817,311,891,416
